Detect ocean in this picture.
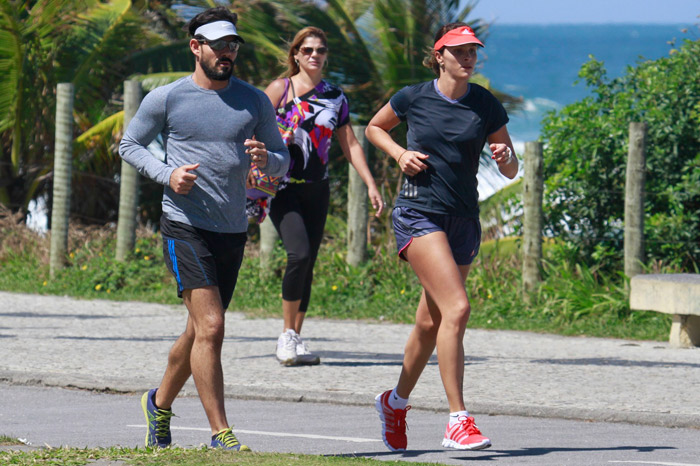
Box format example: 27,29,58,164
475,23,694,196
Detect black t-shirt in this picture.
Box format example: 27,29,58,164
390,80,508,218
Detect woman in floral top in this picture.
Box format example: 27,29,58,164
263,27,383,366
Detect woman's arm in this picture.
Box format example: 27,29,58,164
336,123,384,216
487,125,519,179
365,103,429,177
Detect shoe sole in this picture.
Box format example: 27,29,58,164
441,438,492,450
375,393,406,452
140,391,152,448
296,355,320,365
211,443,252,451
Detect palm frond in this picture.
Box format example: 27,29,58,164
369,0,434,90
230,0,309,83
324,0,382,84
338,0,374,21
125,40,194,75
137,71,192,91
0,0,78,172
63,0,148,118
75,111,123,153
73,110,124,174
454,0,489,37
0,15,22,134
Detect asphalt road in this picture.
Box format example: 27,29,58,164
1,383,699,466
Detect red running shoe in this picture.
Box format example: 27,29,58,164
442,415,491,450
375,390,411,451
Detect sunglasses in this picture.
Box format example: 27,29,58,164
198,38,240,52
299,46,328,55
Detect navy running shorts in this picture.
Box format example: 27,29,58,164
160,215,247,310
392,206,481,265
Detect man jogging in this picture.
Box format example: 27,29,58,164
119,6,289,451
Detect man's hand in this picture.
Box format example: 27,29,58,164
245,138,268,169
169,163,199,194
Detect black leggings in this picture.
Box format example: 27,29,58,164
269,180,330,313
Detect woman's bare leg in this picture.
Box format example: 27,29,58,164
401,232,472,412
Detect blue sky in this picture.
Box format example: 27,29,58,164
468,0,699,24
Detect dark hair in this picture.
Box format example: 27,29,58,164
187,6,238,37
423,22,469,76
284,27,328,77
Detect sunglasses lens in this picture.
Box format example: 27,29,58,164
301,47,327,55
208,39,239,51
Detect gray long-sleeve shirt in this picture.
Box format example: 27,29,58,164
119,75,289,233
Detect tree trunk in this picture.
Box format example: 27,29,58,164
522,141,544,295
49,83,74,278
346,124,369,266
624,122,647,278
116,80,143,261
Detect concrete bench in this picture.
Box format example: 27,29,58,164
630,274,700,348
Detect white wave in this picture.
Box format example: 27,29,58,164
502,83,526,93
523,100,538,112
522,97,562,113
532,97,562,109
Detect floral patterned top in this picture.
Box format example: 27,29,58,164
275,78,350,189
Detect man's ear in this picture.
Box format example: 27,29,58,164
190,38,201,59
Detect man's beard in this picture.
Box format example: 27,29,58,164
201,57,233,81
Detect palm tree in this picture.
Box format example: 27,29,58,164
0,0,193,223
0,0,79,215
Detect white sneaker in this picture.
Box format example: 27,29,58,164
276,329,298,366
293,333,320,366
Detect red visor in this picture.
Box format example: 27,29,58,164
434,26,484,50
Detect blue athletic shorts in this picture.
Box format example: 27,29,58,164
160,216,246,309
392,206,481,265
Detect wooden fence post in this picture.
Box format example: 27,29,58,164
347,124,369,266
522,141,544,295
624,122,647,278
259,217,279,276
49,83,74,278
116,80,143,261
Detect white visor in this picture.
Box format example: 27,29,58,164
194,21,244,43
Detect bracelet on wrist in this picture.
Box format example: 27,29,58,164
504,147,514,163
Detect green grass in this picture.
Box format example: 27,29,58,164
0,446,439,466
0,435,23,446
0,230,179,305
0,217,671,341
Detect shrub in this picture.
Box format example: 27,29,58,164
540,37,700,271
